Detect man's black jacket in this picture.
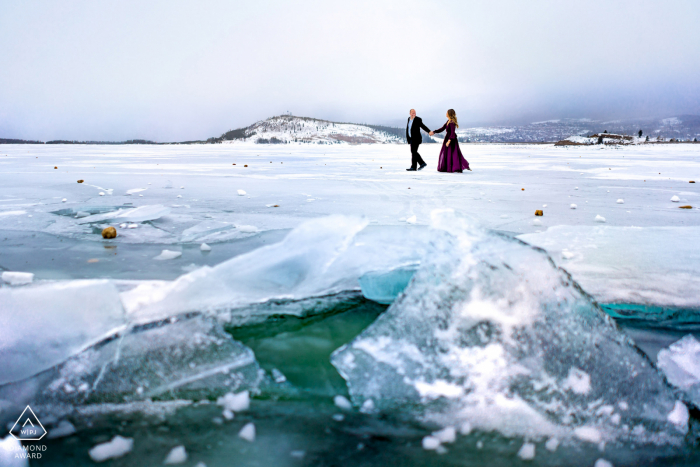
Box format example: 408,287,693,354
406,117,431,145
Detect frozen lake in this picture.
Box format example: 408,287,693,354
1,142,700,466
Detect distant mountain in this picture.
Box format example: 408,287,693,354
456,116,700,143
209,115,412,145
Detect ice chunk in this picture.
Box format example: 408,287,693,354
238,422,255,442
574,426,601,443
127,223,138,229
334,395,352,410
570,204,577,209
562,367,591,394
595,215,606,223
47,420,76,439
658,335,700,405
561,249,574,260
671,195,680,202
217,391,250,412
163,446,187,464
332,210,684,443
0,280,125,385
667,401,688,428
545,437,559,451
89,435,133,462
62,198,67,203
0,435,28,467
616,199,624,204
595,460,613,467
154,250,182,260
14,315,262,405
406,215,417,224
99,192,105,196
517,442,535,460
236,225,257,233
237,189,246,196
421,435,441,450
126,188,147,195
200,243,212,251
1,271,34,285
432,426,456,443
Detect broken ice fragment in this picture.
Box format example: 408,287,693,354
99,192,105,196
177,195,182,198
562,367,591,394
561,250,574,260
616,199,624,204
163,446,187,464
595,215,606,223
667,401,689,428
238,423,256,442
1,271,34,285
432,427,456,443
334,395,352,410
200,243,211,252
127,224,138,229
154,250,182,260
545,437,559,452
573,426,602,443
237,189,246,196
594,460,613,467
89,436,133,462
217,391,250,412
271,368,286,383
119,223,127,228
575,187,579,190
570,204,577,209
517,442,535,460
671,195,680,202
406,215,417,224
62,198,67,203
422,436,441,450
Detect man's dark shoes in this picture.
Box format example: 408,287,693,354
418,163,427,170
406,168,417,171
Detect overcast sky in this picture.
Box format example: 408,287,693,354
1,0,699,141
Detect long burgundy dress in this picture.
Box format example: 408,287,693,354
433,121,470,172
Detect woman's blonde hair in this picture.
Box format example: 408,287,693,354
447,109,459,127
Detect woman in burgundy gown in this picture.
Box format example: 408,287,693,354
431,109,471,173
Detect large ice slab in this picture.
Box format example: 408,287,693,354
121,219,427,324
332,210,685,444
76,204,171,224
0,280,126,385
518,226,700,308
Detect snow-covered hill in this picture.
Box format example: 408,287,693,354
212,115,404,145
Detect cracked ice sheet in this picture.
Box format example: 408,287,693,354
518,226,700,307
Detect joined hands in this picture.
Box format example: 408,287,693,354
429,131,434,136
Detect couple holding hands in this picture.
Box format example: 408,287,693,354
405,108,471,173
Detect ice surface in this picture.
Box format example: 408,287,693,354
332,210,684,444
89,435,133,462
0,280,125,385
163,446,188,464
519,226,700,307
657,335,700,405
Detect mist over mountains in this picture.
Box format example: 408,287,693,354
3,114,699,145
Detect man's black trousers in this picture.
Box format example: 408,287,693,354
410,141,426,169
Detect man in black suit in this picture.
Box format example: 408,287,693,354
406,109,431,171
